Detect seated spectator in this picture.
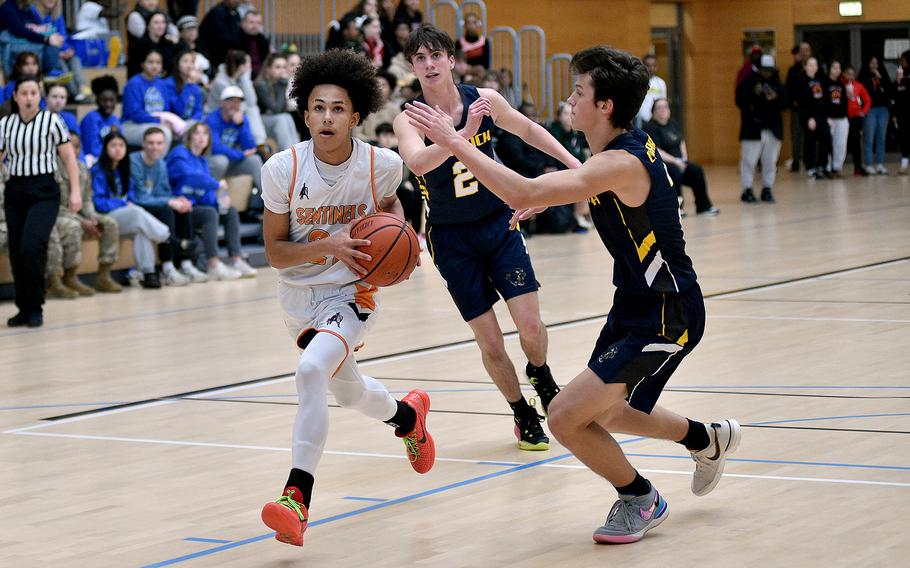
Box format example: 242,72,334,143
344,0,379,22
198,0,243,73
166,122,255,279
548,101,592,230
238,9,270,77
0,0,67,82
50,133,122,296
207,49,268,149
283,49,310,141
498,67,518,108
128,11,178,78
123,49,186,149
458,13,489,69
127,0,178,47
80,75,121,167
361,17,385,68
205,86,264,212
91,131,171,289
325,14,363,52
394,0,423,30
375,122,422,235
74,0,118,40
644,98,719,216
2,51,46,108
29,0,91,100
385,21,413,82
254,53,300,151
354,70,400,143
45,84,85,161
167,50,205,130
174,15,210,82
736,55,788,203
129,127,194,286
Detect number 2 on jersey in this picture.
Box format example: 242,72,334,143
452,161,478,198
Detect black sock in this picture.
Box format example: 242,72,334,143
677,418,711,451
508,397,533,417
385,400,417,433
284,468,314,508
526,361,550,375
615,472,651,497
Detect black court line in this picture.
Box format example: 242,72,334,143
39,255,910,423
743,424,910,435
665,389,910,400
715,298,910,306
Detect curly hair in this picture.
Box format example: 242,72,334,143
570,46,649,129
90,75,120,97
289,49,383,120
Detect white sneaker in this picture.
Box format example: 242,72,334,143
180,261,209,283
865,165,877,175
231,257,257,278
209,261,242,281
690,419,742,496
575,214,594,230
162,265,190,286
876,164,888,175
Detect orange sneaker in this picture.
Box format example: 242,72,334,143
261,487,308,546
396,389,435,474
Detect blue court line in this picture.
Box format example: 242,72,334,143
342,496,389,502
626,453,910,472
0,401,124,411
673,385,910,390
141,437,647,568
183,537,233,544
754,412,910,425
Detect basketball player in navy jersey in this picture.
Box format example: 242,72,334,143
394,26,581,450
405,46,741,543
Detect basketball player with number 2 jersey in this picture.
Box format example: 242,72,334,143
258,49,435,549
394,26,583,452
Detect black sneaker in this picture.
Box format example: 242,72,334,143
7,312,29,327
760,187,775,203
27,312,43,328
141,272,162,289
513,409,549,451
526,362,560,416
740,188,757,203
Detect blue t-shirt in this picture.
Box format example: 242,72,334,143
80,111,121,160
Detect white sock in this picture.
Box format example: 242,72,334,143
901,158,909,169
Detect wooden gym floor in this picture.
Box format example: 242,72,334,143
1,167,909,567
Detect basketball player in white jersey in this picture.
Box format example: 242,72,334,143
258,49,435,548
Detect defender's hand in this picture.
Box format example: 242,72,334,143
405,101,460,150
509,207,546,230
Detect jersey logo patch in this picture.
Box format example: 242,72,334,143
506,268,527,287
597,345,619,364
326,312,343,327
299,182,309,200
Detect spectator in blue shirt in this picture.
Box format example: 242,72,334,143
129,127,193,286
80,75,121,167
2,51,46,108
29,0,91,100
91,131,171,289
167,50,205,127
205,85,263,211
166,122,253,279
0,0,62,77
122,49,186,149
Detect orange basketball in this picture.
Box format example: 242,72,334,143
350,212,420,287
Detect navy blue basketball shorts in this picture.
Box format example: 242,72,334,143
588,286,706,413
426,209,539,321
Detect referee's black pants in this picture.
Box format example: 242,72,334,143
4,175,61,317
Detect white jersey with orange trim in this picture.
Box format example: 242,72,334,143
261,138,403,287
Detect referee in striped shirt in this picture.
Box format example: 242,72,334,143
1,76,81,328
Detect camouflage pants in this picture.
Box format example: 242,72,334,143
46,214,119,275
0,221,6,252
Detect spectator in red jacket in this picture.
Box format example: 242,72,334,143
842,64,871,176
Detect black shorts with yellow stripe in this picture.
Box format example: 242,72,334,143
587,285,705,413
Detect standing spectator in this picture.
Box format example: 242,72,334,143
122,49,185,149
44,83,84,162
205,85,264,209
29,0,91,100
129,127,193,286
645,98,719,215
736,54,788,203
353,70,399,143
174,15,211,82
238,9,270,77
735,45,762,88
207,49,268,149
548,101,592,229
127,11,178,78
254,52,300,151
825,61,849,177
798,57,831,180
458,12,489,69
858,55,891,175
166,122,252,279
785,43,808,172
198,0,243,74
0,0,66,80
126,0,178,47
894,50,910,175
394,0,423,30
80,75,121,167
166,50,205,129
50,132,122,295
361,17,385,68
91,131,170,289
635,54,667,126
1,75,81,327
843,64,871,176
